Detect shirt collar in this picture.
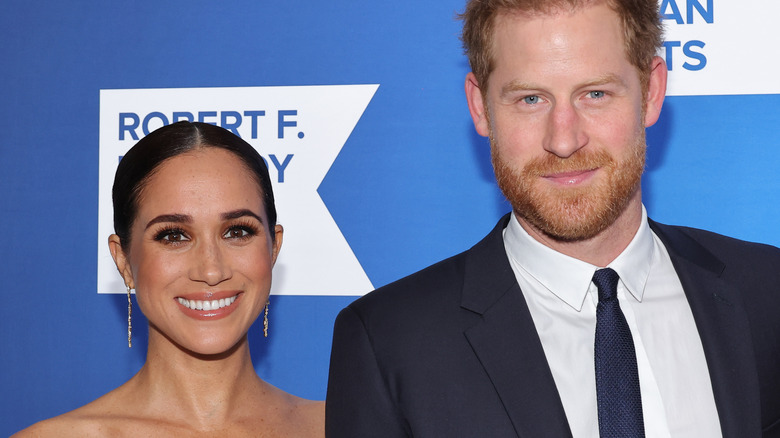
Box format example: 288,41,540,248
503,206,654,311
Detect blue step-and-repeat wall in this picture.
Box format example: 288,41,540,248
2,0,779,434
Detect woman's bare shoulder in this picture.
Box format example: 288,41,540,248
12,387,132,437
284,393,326,438
305,401,326,438
12,408,116,438
15,381,326,438
249,383,324,437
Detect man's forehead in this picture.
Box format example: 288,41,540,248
490,1,626,63
486,2,635,90
491,1,622,46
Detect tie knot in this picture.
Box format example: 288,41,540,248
593,268,620,302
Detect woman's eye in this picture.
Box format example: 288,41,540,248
155,229,189,243
224,227,253,239
522,95,540,105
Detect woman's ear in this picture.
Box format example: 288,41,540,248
271,224,284,265
108,234,134,289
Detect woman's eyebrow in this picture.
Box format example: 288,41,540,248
145,213,191,230
221,209,263,223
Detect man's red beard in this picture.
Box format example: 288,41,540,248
492,135,646,242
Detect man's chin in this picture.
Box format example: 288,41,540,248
516,203,613,242
511,178,642,242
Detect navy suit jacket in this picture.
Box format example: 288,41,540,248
326,214,780,437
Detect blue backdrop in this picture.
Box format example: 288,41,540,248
2,1,778,435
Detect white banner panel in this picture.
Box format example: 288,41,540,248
662,0,780,96
98,85,379,296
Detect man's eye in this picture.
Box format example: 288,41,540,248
523,95,540,105
588,90,605,99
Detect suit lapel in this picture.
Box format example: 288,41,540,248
461,215,573,438
650,221,761,438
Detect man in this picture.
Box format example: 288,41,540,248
326,0,780,437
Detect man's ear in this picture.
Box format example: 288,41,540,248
465,72,491,137
643,56,667,128
108,234,134,289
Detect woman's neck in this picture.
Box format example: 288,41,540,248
127,328,272,429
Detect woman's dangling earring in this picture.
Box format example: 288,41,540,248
263,300,269,338
127,286,133,348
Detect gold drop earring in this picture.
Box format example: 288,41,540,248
127,286,133,348
263,300,269,338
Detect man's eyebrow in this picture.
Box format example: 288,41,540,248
499,74,627,98
221,209,263,223
581,73,626,88
500,80,539,98
145,214,192,230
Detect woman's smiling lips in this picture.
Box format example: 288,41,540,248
175,291,243,320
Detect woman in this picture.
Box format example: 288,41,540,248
16,122,324,437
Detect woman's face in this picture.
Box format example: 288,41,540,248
110,147,282,355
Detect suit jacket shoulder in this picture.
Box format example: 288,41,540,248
348,214,517,322
652,221,780,269
327,214,572,437
651,220,780,341
651,221,780,435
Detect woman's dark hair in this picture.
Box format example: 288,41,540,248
112,121,277,250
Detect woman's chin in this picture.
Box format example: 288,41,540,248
158,328,251,359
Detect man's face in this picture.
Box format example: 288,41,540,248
466,3,665,242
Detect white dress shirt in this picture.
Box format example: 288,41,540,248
503,206,722,438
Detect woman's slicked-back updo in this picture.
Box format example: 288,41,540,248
112,121,277,250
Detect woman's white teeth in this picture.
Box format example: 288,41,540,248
177,295,237,310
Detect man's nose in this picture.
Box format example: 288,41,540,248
543,101,588,158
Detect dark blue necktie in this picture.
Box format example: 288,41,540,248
593,268,645,437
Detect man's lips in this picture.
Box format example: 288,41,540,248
542,168,598,185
